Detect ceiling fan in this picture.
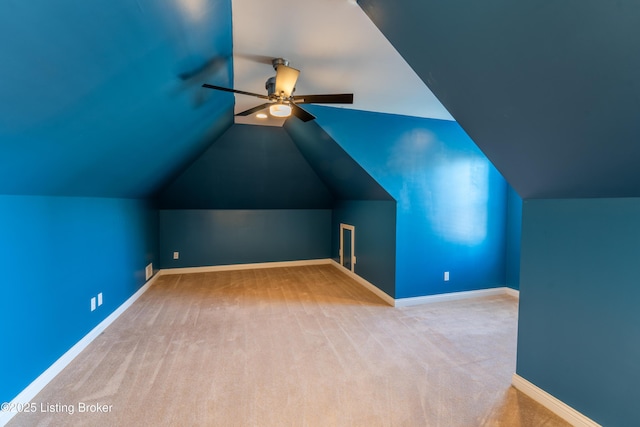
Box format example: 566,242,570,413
201,58,353,122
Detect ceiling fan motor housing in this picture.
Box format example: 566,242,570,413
265,58,296,99
265,76,277,98
265,75,295,99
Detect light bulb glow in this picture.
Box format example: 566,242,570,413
256,113,268,119
269,104,292,117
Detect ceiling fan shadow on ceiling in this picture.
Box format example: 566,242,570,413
202,58,353,122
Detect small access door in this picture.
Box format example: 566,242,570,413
339,223,356,272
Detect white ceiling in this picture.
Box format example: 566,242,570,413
231,0,453,126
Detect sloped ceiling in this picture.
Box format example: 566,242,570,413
2,0,456,199
358,0,640,199
158,124,335,209
11,0,624,201
230,0,453,126
284,117,393,201
0,0,234,198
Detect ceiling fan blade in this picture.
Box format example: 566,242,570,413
274,65,300,97
234,53,275,65
291,104,316,122
202,84,269,99
235,103,271,116
293,93,354,104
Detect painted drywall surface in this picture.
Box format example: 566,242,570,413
518,198,640,426
158,124,334,209
284,119,393,201
358,0,640,199
308,105,507,298
285,118,396,296
0,195,158,404
0,0,234,198
332,200,397,298
159,209,331,268
505,186,522,290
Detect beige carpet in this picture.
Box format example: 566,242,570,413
8,265,569,426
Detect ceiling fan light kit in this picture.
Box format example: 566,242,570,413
269,103,292,117
202,57,354,122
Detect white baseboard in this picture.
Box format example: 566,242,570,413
512,374,601,427
160,258,333,276
329,260,395,306
328,260,520,307
0,273,161,427
395,286,518,307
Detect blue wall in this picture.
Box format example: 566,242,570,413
518,198,640,426
505,186,522,290
0,195,158,404
156,124,335,269
159,209,331,268
158,110,512,299
308,106,508,298
331,200,396,297
284,117,397,297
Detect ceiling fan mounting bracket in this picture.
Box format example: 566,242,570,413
265,76,293,100
271,58,289,70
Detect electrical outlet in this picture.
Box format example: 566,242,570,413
98,293,103,306
145,263,153,281
444,271,450,281
91,297,96,311
173,251,179,260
